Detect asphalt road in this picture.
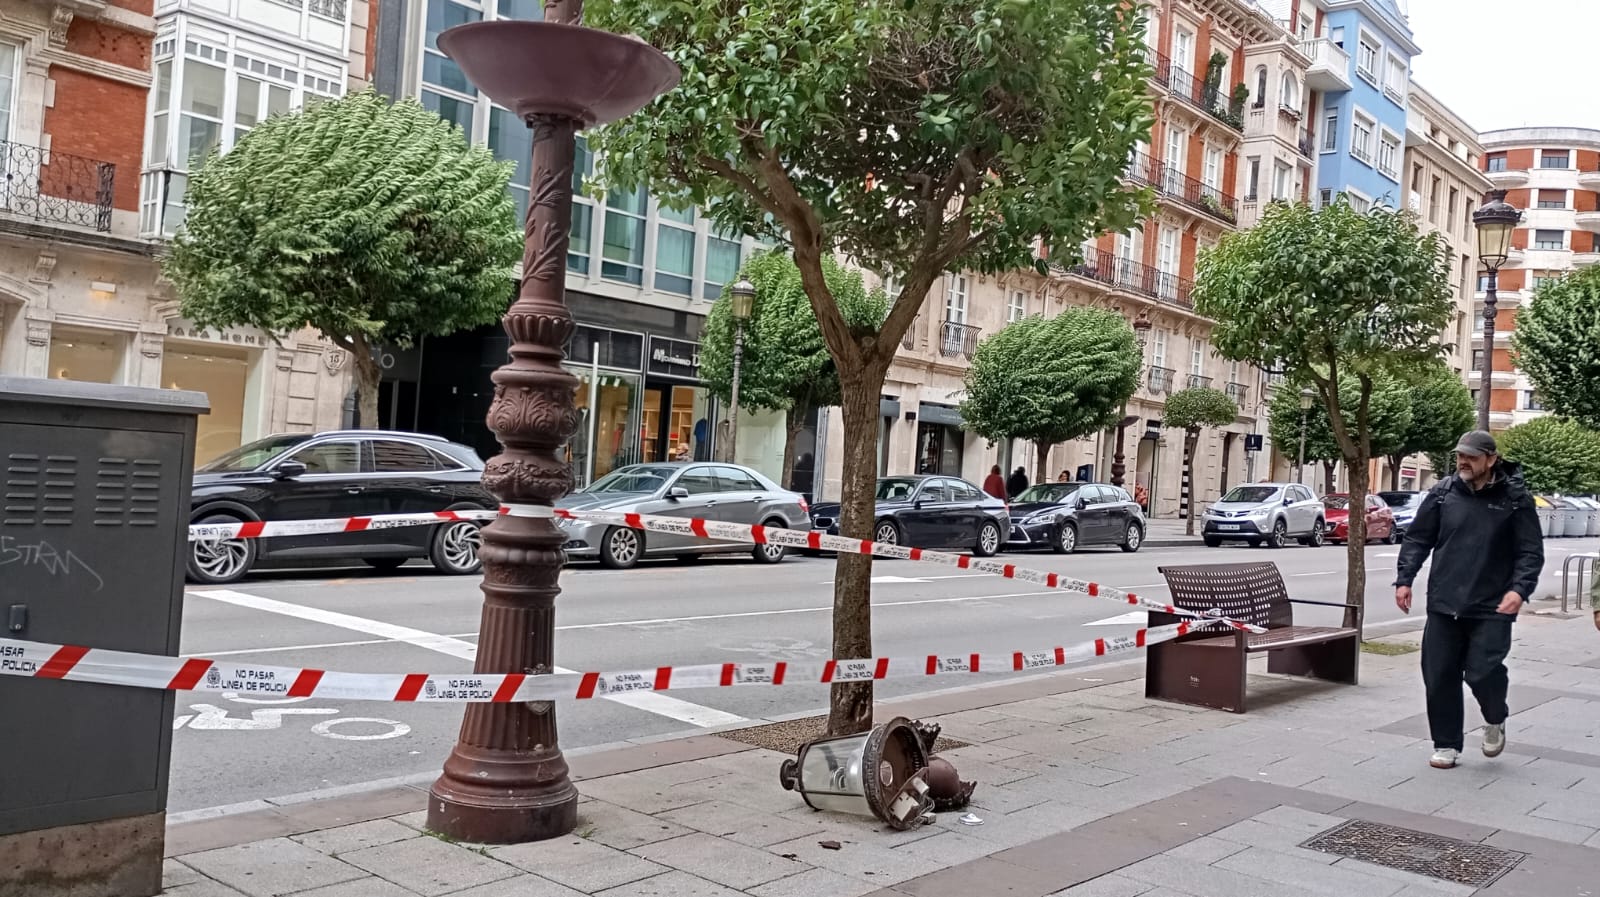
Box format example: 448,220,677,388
167,535,1600,813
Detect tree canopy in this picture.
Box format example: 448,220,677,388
1497,417,1600,495
164,89,521,427
584,0,1157,734
698,251,886,483
1390,361,1476,488
1164,388,1237,433
1195,198,1451,621
1266,373,1413,477
1512,265,1600,430
960,308,1140,482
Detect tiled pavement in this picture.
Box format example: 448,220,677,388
160,610,1600,897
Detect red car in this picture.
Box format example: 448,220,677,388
1321,493,1398,545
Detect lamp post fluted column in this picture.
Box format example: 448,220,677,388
430,12,679,844
1471,190,1522,431
1111,308,1152,488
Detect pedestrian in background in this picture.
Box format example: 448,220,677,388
1006,466,1029,500
983,465,1007,501
1394,430,1544,770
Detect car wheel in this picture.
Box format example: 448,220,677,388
187,513,256,585
751,519,788,564
1305,518,1325,548
974,521,1002,557
1052,522,1079,554
599,526,644,569
874,519,901,551
1266,518,1289,549
430,520,483,575
1203,535,1222,548
1386,527,1402,545
1120,522,1143,553
364,557,407,572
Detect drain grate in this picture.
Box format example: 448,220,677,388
1299,819,1527,887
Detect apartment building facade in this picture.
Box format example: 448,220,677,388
1308,0,1418,213
1477,127,1600,429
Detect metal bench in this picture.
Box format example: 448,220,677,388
1145,562,1361,713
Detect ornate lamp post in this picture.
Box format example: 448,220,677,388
1472,190,1522,431
726,277,756,462
1111,308,1152,487
1296,387,1314,485
429,10,679,843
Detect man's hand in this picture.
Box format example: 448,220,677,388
1497,591,1524,615
1395,586,1412,614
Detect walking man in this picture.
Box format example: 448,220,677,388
1395,430,1543,769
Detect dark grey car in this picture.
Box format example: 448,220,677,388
556,462,811,568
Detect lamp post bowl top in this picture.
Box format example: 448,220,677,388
438,21,681,127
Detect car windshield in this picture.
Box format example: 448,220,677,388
876,477,922,502
1380,492,1422,509
584,465,675,494
1222,486,1280,504
197,434,313,472
1322,496,1351,509
1016,483,1085,504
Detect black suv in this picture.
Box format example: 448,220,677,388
188,430,496,584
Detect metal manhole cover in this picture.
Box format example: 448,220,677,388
1299,819,1526,887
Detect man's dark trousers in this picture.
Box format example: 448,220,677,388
1421,612,1512,751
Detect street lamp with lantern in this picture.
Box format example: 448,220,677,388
1111,308,1152,488
1296,387,1314,485
1472,190,1522,430
726,277,756,461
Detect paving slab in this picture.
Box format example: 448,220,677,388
593,870,748,897
292,819,422,857
340,834,519,896
630,832,809,889
181,837,369,897
492,834,669,892
578,798,697,850
658,799,828,848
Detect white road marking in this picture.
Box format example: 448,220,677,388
311,718,412,741
1084,611,1148,627
189,589,747,728
179,703,339,731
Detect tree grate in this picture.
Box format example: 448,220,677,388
1299,819,1526,887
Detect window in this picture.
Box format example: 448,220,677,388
1537,189,1566,209
1356,33,1379,84
654,204,695,296
1163,125,1186,195
1272,161,1291,200
288,441,361,475
370,440,440,472
1471,349,1484,371
569,136,594,274
1526,391,1546,412
1384,52,1407,102
1447,187,1460,223
488,106,533,221
712,466,760,492
601,185,647,285
1351,110,1375,164
147,60,171,164
1252,65,1267,109
1534,229,1564,250
420,0,481,134
945,275,969,323
1245,157,1260,201
1486,153,1508,172
1279,73,1300,113
1322,109,1338,152
1377,130,1400,179
1151,329,1168,368
0,43,14,141
496,0,542,18
1428,176,1441,222
1533,272,1561,289
1190,339,1204,376
1007,289,1027,323
675,467,719,495
1318,188,1334,209
703,232,741,300
1540,150,1570,169
180,59,227,165
1156,226,1179,277
1347,191,1372,214
1174,27,1194,72
1202,144,1223,192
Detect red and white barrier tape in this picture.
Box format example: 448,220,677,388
186,507,1262,634
0,621,1217,702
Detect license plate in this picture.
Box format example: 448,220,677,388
1216,524,1239,532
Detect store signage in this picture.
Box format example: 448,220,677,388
1244,434,1264,452
647,336,702,379
166,319,268,347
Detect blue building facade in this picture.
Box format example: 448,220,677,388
1310,0,1420,211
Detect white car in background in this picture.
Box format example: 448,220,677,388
1200,482,1326,549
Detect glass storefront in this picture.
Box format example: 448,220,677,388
567,369,641,487
916,422,965,476
48,327,126,384
163,343,257,466
643,383,711,462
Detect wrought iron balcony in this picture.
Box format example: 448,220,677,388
0,139,115,232
1167,60,1243,132
1297,128,1316,159
1066,249,1196,310
1148,366,1176,395
1124,151,1238,224
902,315,919,350
939,320,981,360
1187,374,1213,390
1225,381,1248,404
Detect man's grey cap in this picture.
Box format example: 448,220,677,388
1454,430,1498,457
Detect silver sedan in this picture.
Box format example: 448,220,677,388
556,462,811,569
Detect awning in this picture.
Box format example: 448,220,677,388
880,398,901,418
918,402,964,428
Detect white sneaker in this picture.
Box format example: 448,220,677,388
1430,748,1459,769
1483,723,1506,758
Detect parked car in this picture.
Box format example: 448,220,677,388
1006,482,1145,553
1378,490,1424,540
1323,492,1398,545
1200,482,1326,548
556,462,809,568
188,430,495,584
807,475,1008,557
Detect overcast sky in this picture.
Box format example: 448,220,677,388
1404,0,1598,133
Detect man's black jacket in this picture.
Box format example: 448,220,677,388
1395,460,1544,619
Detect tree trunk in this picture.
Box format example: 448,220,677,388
1322,460,1336,494
1183,429,1198,536
1344,456,1369,630
826,363,889,736
347,333,381,429
781,405,807,490
1035,440,1052,486
1387,454,1403,490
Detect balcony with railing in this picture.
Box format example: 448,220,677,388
1299,38,1352,93
902,315,920,350
0,140,116,233
939,320,981,360
1187,374,1213,390
1297,128,1316,159
1148,367,1176,395
1065,249,1195,309
1142,48,1241,132
1225,381,1248,405
1124,151,1238,225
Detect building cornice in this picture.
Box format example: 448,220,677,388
38,45,152,87
0,217,161,257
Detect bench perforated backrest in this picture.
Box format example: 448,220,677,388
1155,563,1293,630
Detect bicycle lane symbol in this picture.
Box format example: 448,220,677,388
173,692,412,741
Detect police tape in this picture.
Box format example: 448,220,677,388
186,507,1262,634
0,621,1219,702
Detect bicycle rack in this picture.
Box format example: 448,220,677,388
1561,553,1599,612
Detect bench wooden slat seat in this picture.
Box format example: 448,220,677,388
1145,562,1361,713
